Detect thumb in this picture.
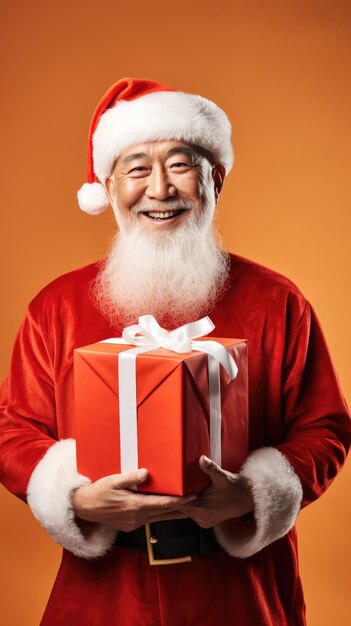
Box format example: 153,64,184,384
199,456,227,484
110,467,149,490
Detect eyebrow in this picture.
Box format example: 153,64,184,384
122,152,148,165
121,146,200,167
166,147,199,160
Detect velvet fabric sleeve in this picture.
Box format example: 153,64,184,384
276,298,351,507
214,291,351,558
0,300,117,558
0,302,58,501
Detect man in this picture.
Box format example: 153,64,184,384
0,77,350,626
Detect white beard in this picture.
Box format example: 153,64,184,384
91,194,230,330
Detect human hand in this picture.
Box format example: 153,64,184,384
71,468,196,532
167,456,254,528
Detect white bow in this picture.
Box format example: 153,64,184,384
104,314,238,380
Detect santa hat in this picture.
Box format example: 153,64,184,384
77,77,234,215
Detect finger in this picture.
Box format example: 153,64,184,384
146,511,189,524
110,468,149,489
141,493,197,512
199,456,230,484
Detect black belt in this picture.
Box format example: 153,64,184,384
115,518,219,563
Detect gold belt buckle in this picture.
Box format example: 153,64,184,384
144,523,192,566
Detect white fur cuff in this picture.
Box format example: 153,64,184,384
214,447,303,558
27,439,117,559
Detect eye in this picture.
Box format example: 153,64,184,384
170,162,192,169
128,166,150,177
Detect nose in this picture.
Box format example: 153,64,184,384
145,164,177,200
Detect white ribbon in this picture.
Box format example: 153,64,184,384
101,315,238,473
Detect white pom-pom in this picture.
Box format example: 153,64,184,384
77,182,110,215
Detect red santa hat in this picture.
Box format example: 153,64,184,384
77,77,234,215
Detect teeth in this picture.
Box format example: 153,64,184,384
146,210,180,219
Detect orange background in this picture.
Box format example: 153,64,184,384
0,1,350,624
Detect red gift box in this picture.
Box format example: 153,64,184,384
75,336,248,495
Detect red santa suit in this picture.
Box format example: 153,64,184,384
0,252,350,626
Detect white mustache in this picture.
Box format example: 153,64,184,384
131,199,193,214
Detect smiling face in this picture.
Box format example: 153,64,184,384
93,139,229,329
105,140,224,234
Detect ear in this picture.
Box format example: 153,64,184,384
105,175,115,205
212,165,226,202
